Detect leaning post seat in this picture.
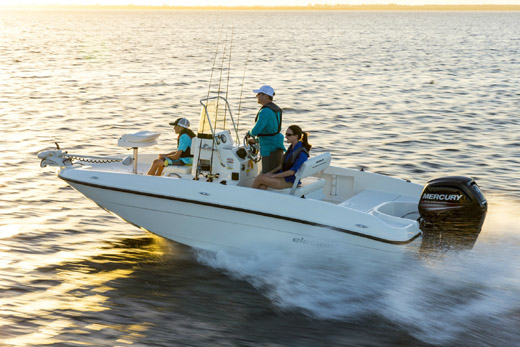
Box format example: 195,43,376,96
268,152,331,198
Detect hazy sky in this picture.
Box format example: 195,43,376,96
6,0,520,6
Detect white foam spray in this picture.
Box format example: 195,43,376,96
195,197,520,345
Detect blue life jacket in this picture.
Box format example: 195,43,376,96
282,144,309,172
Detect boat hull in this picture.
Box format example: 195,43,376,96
59,167,422,257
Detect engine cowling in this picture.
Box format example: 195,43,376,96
419,176,487,251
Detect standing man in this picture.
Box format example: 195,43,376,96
247,85,285,173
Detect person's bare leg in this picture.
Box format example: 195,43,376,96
155,165,165,176
147,158,163,175
252,175,292,190
251,174,267,189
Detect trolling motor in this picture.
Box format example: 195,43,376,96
418,176,487,251
37,142,73,168
38,142,133,168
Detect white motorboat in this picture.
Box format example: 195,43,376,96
38,96,488,258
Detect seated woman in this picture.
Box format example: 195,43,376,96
147,117,195,176
251,125,312,190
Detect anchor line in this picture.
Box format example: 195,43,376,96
66,156,120,164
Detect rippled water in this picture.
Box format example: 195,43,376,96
1,10,520,346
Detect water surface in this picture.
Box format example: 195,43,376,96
1,10,519,346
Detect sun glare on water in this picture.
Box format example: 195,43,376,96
0,224,21,239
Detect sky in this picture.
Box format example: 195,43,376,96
4,1,520,6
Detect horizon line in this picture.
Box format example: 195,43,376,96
3,4,520,11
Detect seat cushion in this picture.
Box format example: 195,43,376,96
163,165,192,176
339,190,402,213
268,177,325,197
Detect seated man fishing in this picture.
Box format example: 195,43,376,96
251,125,311,190
147,117,195,176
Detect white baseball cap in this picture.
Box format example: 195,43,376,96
169,117,190,128
253,85,275,97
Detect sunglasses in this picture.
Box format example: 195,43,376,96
285,132,296,137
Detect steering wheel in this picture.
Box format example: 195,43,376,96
243,134,261,162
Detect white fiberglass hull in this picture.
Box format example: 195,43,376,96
58,167,422,256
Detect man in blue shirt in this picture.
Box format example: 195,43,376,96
147,117,195,176
247,85,285,173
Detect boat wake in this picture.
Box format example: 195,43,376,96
195,199,520,345
381,235,520,345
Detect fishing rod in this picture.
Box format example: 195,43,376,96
214,33,228,118
224,28,234,131
196,28,242,181
236,48,250,144
209,31,232,174
205,25,223,102
196,26,224,180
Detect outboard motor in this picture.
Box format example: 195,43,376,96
418,176,487,252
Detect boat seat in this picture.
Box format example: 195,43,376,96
339,190,402,213
163,165,192,177
268,152,331,197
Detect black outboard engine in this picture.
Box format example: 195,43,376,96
418,176,487,252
